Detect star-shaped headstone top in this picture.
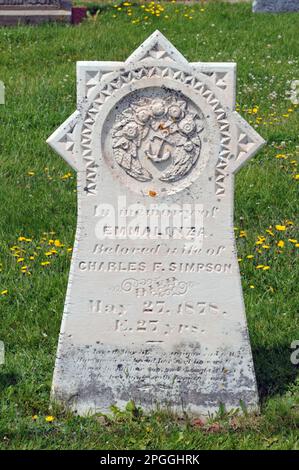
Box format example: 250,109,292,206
47,30,265,196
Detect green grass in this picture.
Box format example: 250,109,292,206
0,2,298,450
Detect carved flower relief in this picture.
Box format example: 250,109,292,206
112,121,151,181
130,96,187,135
168,104,183,120
136,108,151,125
149,98,186,134
111,95,204,183
179,116,196,135
177,117,203,153
151,99,165,117
122,121,139,139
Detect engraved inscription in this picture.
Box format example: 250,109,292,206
121,277,190,297
114,319,205,337
78,261,232,273
88,299,227,319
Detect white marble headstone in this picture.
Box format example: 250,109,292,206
47,31,265,416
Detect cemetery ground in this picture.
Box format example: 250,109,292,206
0,2,298,450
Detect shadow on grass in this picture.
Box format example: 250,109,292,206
253,343,298,401
0,371,20,392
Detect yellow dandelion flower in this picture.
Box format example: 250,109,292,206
256,265,264,269
266,229,274,236
41,261,50,266
275,225,286,231
246,255,254,259
45,415,55,423
263,266,270,271
262,245,270,249
249,285,255,289
17,258,24,263
32,415,38,421
61,173,72,180
1,290,8,295
54,240,62,247
18,236,26,242
277,240,285,248
288,239,297,244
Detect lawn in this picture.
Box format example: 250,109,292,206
0,1,298,450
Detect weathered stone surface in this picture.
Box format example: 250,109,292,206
253,0,299,12
47,31,265,417
0,0,71,25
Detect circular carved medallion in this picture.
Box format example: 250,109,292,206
102,86,212,196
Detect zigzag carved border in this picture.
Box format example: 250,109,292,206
80,66,231,196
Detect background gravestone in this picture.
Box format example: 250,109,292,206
0,0,71,25
253,0,299,12
47,31,265,416
0,341,4,365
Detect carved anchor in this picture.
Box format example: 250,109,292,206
145,133,174,163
